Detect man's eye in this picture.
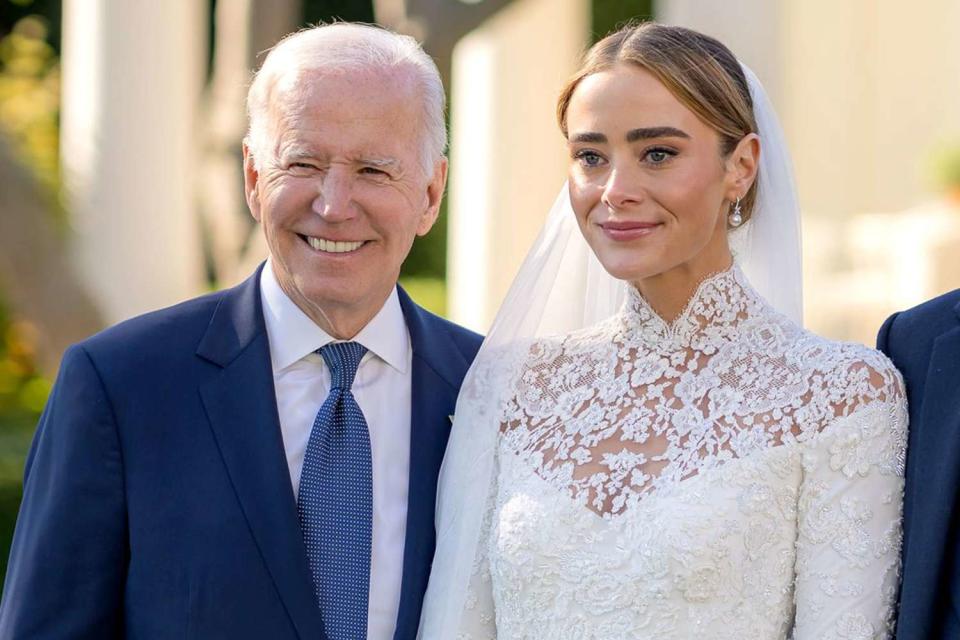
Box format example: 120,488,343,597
290,162,319,170
360,167,388,177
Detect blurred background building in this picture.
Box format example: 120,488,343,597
1,0,959,585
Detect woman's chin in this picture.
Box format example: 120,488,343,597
598,260,664,285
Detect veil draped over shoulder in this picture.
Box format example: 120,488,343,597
416,64,803,638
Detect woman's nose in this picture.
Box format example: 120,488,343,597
600,166,644,211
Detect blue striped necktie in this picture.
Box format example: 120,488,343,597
298,341,372,640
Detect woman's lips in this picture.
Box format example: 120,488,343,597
599,221,663,241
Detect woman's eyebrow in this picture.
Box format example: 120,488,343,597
626,126,690,142
568,127,691,144
568,132,607,144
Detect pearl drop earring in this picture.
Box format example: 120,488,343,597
729,197,743,228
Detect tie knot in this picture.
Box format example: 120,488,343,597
318,342,367,391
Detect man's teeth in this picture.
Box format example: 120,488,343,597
307,237,364,253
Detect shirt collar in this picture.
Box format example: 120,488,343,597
260,260,410,374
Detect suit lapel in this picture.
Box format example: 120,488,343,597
196,267,325,640
393,288,469,640
902,304,960,627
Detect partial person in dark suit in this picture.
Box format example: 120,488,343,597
878,289,960,639
0,23,481,640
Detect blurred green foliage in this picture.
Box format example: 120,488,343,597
931,142,960,195
0,0,60,54
0,406,36,585
0,313,48,416
0,0,59,586
399,276,447,317
0,12,59,198
591,0,653,42
0,300,46,585
0,0,59,432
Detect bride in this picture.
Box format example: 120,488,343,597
419,23,907,639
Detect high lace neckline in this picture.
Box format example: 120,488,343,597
623,265,764,350
495,248,904,522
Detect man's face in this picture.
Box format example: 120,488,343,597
244,68,446,334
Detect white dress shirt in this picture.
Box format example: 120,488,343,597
259,261,411,640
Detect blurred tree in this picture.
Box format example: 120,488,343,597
0,11,102,375
0,287,48,588
0,314,39,589
0,14,58,200
0,0,74,586
0,0,60,54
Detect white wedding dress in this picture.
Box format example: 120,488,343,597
455,266,907,640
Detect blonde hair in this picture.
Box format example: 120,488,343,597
557,22,759,221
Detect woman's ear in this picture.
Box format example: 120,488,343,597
725,133,760,200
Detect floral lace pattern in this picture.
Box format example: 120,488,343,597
456,267,906,640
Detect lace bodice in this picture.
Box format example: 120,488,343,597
453,267,906,640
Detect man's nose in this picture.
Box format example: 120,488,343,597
600,165,644,211
312,169,356,221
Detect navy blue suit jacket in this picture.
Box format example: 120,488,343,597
878,289,960,640
0,266,482,639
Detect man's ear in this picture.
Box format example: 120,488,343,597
416,157,448,236
242,141,262,222
725,133,760,200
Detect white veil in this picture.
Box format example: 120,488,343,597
417,64,803,638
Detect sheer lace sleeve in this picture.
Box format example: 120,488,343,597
453,460,499,640
793,363,907,640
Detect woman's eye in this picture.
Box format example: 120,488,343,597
644,148,675,164
574,150,604,168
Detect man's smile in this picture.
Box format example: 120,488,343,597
297,234,368,254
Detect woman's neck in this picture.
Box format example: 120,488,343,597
631,254,735,323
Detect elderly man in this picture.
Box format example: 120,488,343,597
0,24,480,640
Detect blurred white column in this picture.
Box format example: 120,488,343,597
61,0,206,324
447,0,589,332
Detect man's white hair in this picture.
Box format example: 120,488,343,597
245,23,447,175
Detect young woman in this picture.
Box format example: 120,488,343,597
420,23,906,639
